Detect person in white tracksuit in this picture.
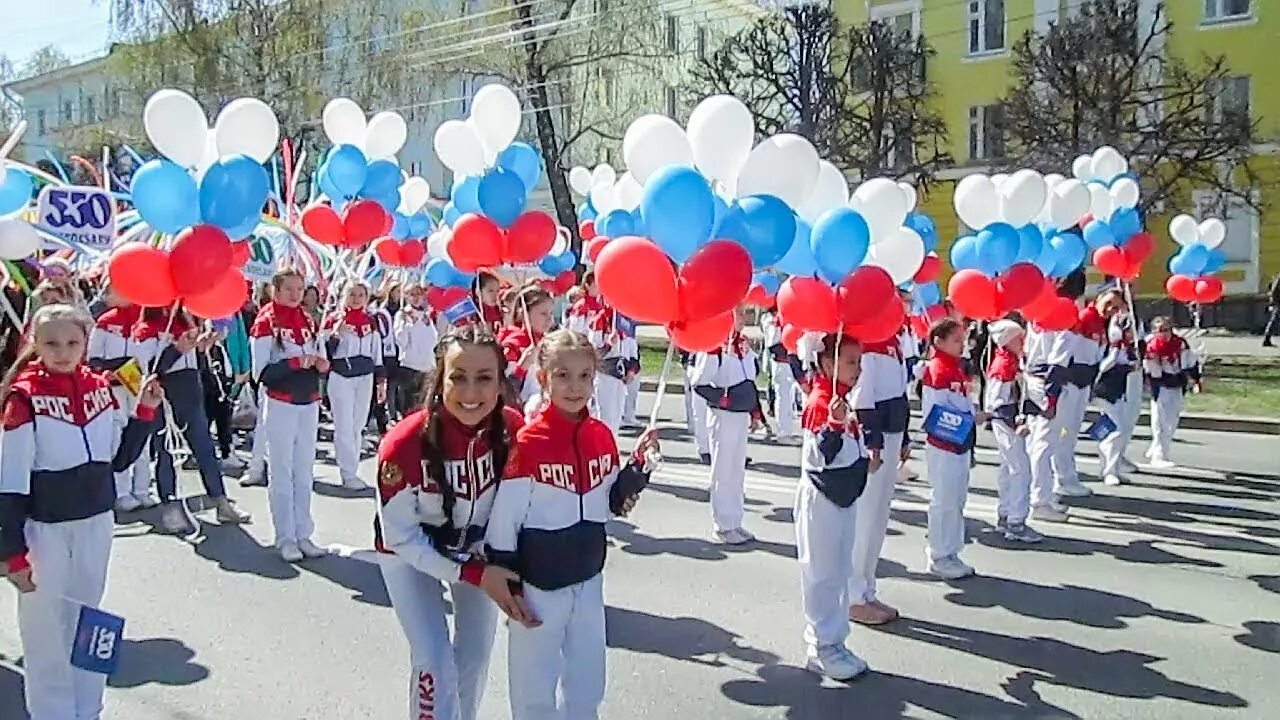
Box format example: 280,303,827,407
585,304,631,437
794,333,872,681
394,284,439,414
761,309,800,439
682,351,711,462
323,282,385,491
1094,300,1142,485
86,295,154,511
1142,317,1201,468
983,320,1043,543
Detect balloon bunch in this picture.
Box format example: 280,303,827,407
1068,147,1155,281
0,163,39,260
107,224,249,319
1164,214,1227,305
317,98,409,212
301,199,394,251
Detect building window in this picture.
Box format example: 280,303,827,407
108,88,121,117
664,14,678,53
594,0,608,14
84,96,96,123
885,126,914,170
696,27,707,57
36,109,46,135
460,76,476,115
968,103,1005,161
601,70,616,105
665,86,677,118
1204,0,1251,22
967,0,1005,54
62,100,74,123
1208,75,1251,129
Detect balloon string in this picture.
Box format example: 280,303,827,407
281,138,295,223
647,341,674,430
68,156,102,186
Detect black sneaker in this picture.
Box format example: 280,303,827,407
699,453,712,465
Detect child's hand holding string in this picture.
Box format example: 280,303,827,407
138,376,165,409
5,566,34,593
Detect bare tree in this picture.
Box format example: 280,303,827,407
691,4,951,186
18,46,73,79
1001,0,1259,214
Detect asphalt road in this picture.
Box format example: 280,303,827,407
2,394,1278,719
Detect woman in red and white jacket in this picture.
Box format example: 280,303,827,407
323,281,385,491
1142,316,1201,468
86,287,153,511
251,269,328,563
500,284,555,417
2,304,163,720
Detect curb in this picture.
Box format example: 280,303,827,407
638,379,1280,435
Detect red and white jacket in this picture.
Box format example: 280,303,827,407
87,304,140,375
374,405,524,585
480,302,504,335
486,406,648,591
853,333,911,449
251,302,322,405
801,376,869,508
1143,332,1200,393
501,325,544,403
921,350,975,454
566,295,605,336
0,363,156,573
132,310,200,376
691,331,761,415
323,307,383,379
983,346,1023,428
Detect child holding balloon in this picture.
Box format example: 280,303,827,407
983,320,1043,543
1142,316,1201,468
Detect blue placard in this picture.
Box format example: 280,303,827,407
36,185,117,248
1085,414,1118,441
615,314,636,338
70,604,125,675
923,403,975,446
443,297,479,325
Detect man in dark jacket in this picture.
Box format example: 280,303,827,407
1263,273,1280,347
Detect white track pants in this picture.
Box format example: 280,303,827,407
1028,411,1057,509
622,373,640,425
263,398,319,546
925,446,970,562
327,373,374,484
848,432,901,605
593,374,626,436
507,573,606,720
771,362,799,438
992,423,1032,525
1050,385,1088,488
708,409,750,533
381,556,498,720
18,512,113,720
686,368,709,456
795,480,856,652
1097,371,1142,477
1148,389,1184,463
111,386,150,500
249,385,269,478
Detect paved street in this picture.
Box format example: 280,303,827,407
2,394,1278,719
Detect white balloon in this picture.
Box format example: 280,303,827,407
590,179,617,215
399,176,432,214
991,173,1010,189
898,182,917,213
797,161,849,223
470,84,522,154
591,164,617,188
866,228,926,285
1071,154,1092,181
1044,173,1064,190
143,89,209,168
1091,146,1126,181
686,95,755,184
623,115,693,184
1109,177,1140,209
1198,218,1226,249
1168,214,1200,247
569,166,593,195
213,98,279,163
365,111,408,160
1087,183,1113,220
196,131,219,176
854,178,909,243
323,98,367,147
613,172,643,211
0,219,40,260
427,228,451,260
736,133,820,208
999,169,1047,227
433,120,487,176
472,126,499,168
550,226,571,257
953,174,1000,230
1048,179,1090,229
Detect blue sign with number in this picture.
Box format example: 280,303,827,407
1085,414,1118,441
70,604,125,675
37,185,116,248
923,404,975,447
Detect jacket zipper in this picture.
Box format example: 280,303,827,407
463,435,478,530
71,372,93,461
572,420,585,521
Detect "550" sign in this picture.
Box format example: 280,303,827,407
37,185,116,248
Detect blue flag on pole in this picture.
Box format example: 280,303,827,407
443,297,479,326
71,604,125,675
923,404,975,447
615,314,636,338
1085,414,1118,441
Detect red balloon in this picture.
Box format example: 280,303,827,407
1166,274,1196,303
836,266,896,326
678,239,752,323
744,283,768,307
426,286,468,312
184,270,248,319
669,311,734,353
171,224,231,297
301,205,345,245
552,270,576,295
579,220,597,241
506,211,557,264
400,239,426,268
585,237,609,262
1115,249,1142,281
1039,297,1079,331
1194,276,1224,304
108,244,177,307
1021,279,1058,322
909,314,929,339
947,269,999,321
913,253,942,284
373,238,401,266
781,323,804,354
777,276,839,333
846,300,906,344
450,214,505,272
230,241,251,267
1126,231,1155,262
995,262,1045,311
1092,246,1128,277
343,200,392,248
596,236,679,323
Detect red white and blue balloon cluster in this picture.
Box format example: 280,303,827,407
1164,213,1227,305
0,160,38,261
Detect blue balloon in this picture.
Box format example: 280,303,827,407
452,175,481,214
598,209,635,238
425,258,455,286
1203,248,1226,274
223,213,260,241
905,212,939,253
497,142,542,191
775,219,816,276
640,166,716,263
443,203,461,227
0,169,34,215
949,234,981,271
391,212,410,240
1171,244,1209,276
477,169,527,228
718,194,797,269
1033,231,1059,275
975,222,1019,275
754,273,782,297
318,168,347,207
371,190,401,213
577,199,597,221
916,282,942,307
1016,225,1044,263
326,145,368,196
362,160,401,199
809,207,870,284
711,193,729,237
131,159,199,234
199,154,269,230
408,213,431,238
1109,207,1141,244
629,208,647,237
1083,219,1118,249
1048,232,1086,277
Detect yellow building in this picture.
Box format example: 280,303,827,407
834,0,1277,296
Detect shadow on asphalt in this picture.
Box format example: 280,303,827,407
608,519,797,561
1250,575,1280,594
1234,621,1280,654
968,519,1227,570
938,574,1205,630
312,481,377,500
605,605,778,668
880,617,1248,710
0,663,28,719
191,523,301,581
1067,493,1279,526
300,552,392,607
108,637,211,689
645,480,768,507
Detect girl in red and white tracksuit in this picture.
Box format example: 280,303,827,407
394,284,439,412
2,304,162,720
323,281,385,491
250,269,328,562
376,323,532,720
474,271,505,335
920,318,987,579
983,320,1042,543
501,285,555,417
795,333,871,681
1143,316,1201,467
1095,298,1142,484
86,295,153,511
487,330,657,720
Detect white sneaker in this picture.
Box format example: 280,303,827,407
1003,523,1044,543
714,528,756,545
1055,482,1093,498
279,542,304,563
1032,504,1070,522
1118,458,1139,474
1147,458,1176,470
1103,474,1124,487
115,495,143,512
220,455,247,473
342,476,369,491
134,492,161,509
898,464,919,482
806,644,868,681
926,556,975,580
297,539,330,558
